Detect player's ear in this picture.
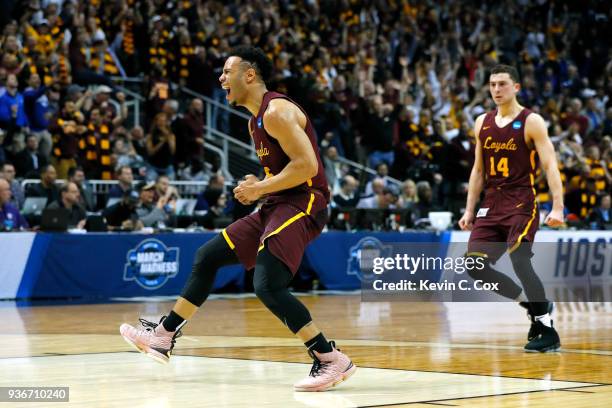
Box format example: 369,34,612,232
514,82,521,93
245,67,257,84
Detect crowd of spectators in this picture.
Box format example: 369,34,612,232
0,0,610,232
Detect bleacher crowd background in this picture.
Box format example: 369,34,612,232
0,0,610,232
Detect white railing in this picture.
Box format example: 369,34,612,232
20,179,233,200
111,77,400,185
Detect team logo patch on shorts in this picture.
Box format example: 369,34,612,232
476,208,489,218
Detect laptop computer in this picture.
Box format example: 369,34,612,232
176,199,197,215
22,197,48,215
85,214,108,232
40,208,70,232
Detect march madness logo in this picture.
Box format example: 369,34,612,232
347,237,392,282
124,239,180,290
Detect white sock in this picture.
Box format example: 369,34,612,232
515,292,527,302
535,313,552,327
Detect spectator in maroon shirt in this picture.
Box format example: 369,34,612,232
176,98,205,167
560,98,589,136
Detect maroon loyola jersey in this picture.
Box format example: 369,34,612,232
470,108,540,253
249,91,330,202
479,108,538,190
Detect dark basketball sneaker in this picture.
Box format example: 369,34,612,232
519,302,554,341
524,321,561,352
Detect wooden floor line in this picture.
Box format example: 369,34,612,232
0,350,139,360
556,388,595,393
168,352,608,386
352,365,608,386
332,339,612,357
357,384,606,408
174,335,612,357
3,350,608,388
5,333,610,357
179,344,608,358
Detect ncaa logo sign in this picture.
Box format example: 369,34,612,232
347,237,392,283
124,239,180,290
512,120,522,129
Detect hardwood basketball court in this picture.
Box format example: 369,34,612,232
2,295,611,407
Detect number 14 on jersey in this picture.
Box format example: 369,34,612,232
489,157,509,177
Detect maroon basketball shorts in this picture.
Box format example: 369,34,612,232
221,190,328,274
467,188,539,262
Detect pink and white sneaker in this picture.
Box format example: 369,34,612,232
119,317,181,364
294,341,357,392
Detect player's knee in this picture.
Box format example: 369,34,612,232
510,244,534,272
193,245,209,266
254,280,287,316
509,251,536,278
509,243,534,266
253,267,286,298
253,249,291,304
253,278,273,298
192,235,229,274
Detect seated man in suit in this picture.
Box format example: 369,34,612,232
26,164,60,207
47,182,87,229
332,175,360,208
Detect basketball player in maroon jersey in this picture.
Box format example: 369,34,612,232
120,46,356,391
458,65,564,352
